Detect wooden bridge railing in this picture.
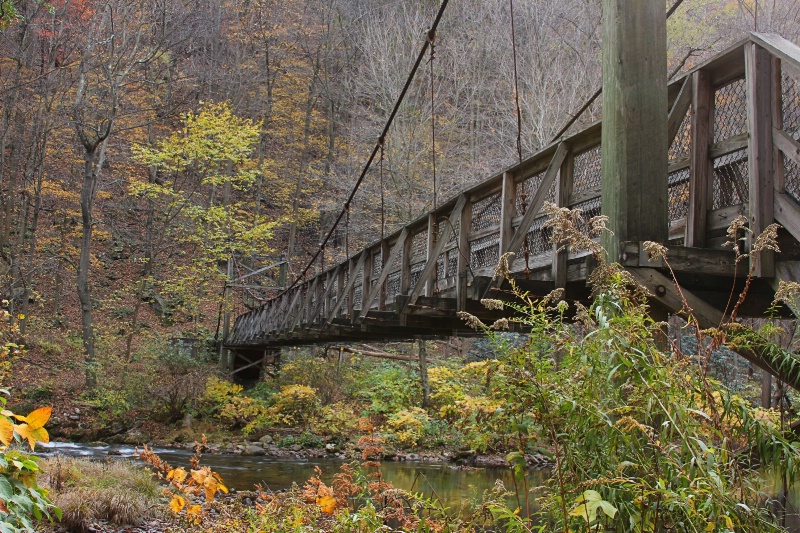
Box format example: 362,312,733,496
227,33,800,348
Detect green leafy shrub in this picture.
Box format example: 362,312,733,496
386,408,429,447
353,363,417,417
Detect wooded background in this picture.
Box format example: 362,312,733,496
1,0,798,372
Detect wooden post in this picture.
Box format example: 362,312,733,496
687,70,712,247
401,230,413,295
457,199,472,312
746,43,776,278
219,256,234,372
426,213,437,297
553,152,573,287
600,0,669,260
380,240,390,309
499,172,516,254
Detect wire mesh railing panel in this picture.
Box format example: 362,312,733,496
571,197,602,236
386,271,400,302
446,249,459,279
372,252,382,278
782,73,800,140
573,145,602,193
668,168,690,222
436,254,445,283
714,78,747,143
469,233,500,270
516,171,554,217
669,110,692,161
410,262,425,288
785,156,800,204
411,230,427,259
471,192,502,233
712,149,748,209
353,285,362,311
520,215,553,256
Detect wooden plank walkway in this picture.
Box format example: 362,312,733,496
226,34,800,388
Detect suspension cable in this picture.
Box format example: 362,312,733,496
278,0,451,298
509,0,523,166
428,29,438,212
379,136,385,241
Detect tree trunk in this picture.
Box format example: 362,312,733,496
78,141,105,388
418,339,430,408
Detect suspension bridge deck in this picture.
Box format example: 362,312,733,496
226,34,800,387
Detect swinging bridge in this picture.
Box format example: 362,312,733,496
224,5,800,391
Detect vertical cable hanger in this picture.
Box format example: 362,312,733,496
509,0,530,277
344,201,350,260
427,28,440,295
509,0,523,167
379,136,386,242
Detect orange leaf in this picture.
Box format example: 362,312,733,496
0,417,12,446
0,500,8,514
317,495,337,515
25,407,51,430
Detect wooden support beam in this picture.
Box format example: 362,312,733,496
330,345,419,362
456,198,473,312
485,143,569,298
746,42,776,277
403,195,467,312
281,289,303,331
601,0,668,259
774,192,800,243
380,240,390,309
308,266,341,328
360,228,409,320
499,172,516,255
667,75,692,143
628,267,800,392
327,251,367,325
620,242,742,276
553,151,573,288
231,356,268,375
425,214,437,297
687,70,712,247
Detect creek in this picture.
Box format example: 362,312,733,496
39,442,544,515
39,442,800,528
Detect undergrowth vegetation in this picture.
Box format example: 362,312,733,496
137,209,800,532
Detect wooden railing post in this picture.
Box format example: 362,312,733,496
746,42,776,277
426,213,437,297
553,149,574,287
363,251,374,313
457,199,472,312
400,230,413,296
499,172,516,254
687,70,712,247
380,240,389,309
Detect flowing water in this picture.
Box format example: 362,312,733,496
39,442,543,515
39,442,800,527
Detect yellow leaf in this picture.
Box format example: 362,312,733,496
706,522,715,532
25,407,51,430
14,424,36,451
191,469,207,485
316,495,337,515
169,495,186,514
30,427,48,445
187,504,202,517
724,516,733,529
0,417,12,446
167,468,187,483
